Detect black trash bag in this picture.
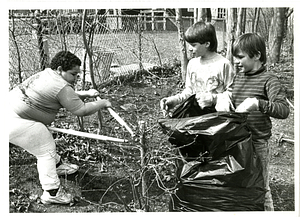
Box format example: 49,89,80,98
171,94,216,118
158,95,265,211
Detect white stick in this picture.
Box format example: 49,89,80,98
107,107,135,137
96,96,134,137
286,98,294,109
48,127,128,143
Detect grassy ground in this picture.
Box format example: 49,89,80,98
8,56,296,213
8,24,296,212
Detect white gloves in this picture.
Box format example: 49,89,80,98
195,92,215,109
235,98,259,113
215,93,235,112
160,95,259,115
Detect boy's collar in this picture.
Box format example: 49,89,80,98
244,65,266,76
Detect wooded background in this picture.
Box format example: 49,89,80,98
176,8,294,80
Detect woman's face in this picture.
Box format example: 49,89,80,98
60,65,81,85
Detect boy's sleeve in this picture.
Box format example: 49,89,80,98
222,61,235,92
167,62,194,105
258,76,290,119
214,62,235,111
57,85,85,113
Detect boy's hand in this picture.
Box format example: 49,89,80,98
196,92,214,109
75,89,100,99
235,98,259,112
215,93,234,112
87,89,100,97
160,97,175,117
160,97,176,111
160,98,168,111
99,99,112,109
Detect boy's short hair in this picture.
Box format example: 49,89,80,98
50,51,81,71
232,33,267,65
184,21,218,52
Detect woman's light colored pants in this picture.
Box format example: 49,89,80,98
9,110,60,191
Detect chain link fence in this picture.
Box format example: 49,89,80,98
9,11,187,89
9,10,227,90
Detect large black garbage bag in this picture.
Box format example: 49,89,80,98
171,94,216,118
158,95,265,211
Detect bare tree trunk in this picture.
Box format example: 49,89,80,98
138,15,143,71
197,8,206,21
253,8,260,32
236,8,246,37
195,8,211,22
242,8,246,33
9,11,22,83
226,8,237,65
268,8,286,64
206,8,212,22
252,8,257,31
175,8,188,83
82,9,97,89
285,8,294,54
193,8,197,23
35,12,48,70
138,121,149,212
260,8,270,41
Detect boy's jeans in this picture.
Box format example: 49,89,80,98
253,139,274,211
9,110,61,191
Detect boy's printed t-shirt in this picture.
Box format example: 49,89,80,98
9,68,84,125
169,53,234,105
232,66,289,141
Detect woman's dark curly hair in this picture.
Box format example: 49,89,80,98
50,51,81,71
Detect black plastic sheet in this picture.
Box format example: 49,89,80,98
158,95,265,211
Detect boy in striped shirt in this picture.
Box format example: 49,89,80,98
231,33,290,211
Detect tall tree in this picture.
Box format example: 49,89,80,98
198,8,207,21
175,8,188,82
285,8,294,54
226,8,237,65
242,8,246,33
194,8,212,22
236,8,246,37
252,8,260,32
268,8,286,64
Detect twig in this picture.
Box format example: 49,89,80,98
138,120,149,211
286,98,294,109
99,177,128,204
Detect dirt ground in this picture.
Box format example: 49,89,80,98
8,59,296,213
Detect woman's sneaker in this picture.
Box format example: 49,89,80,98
41,186,73,205
56,162,79,176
